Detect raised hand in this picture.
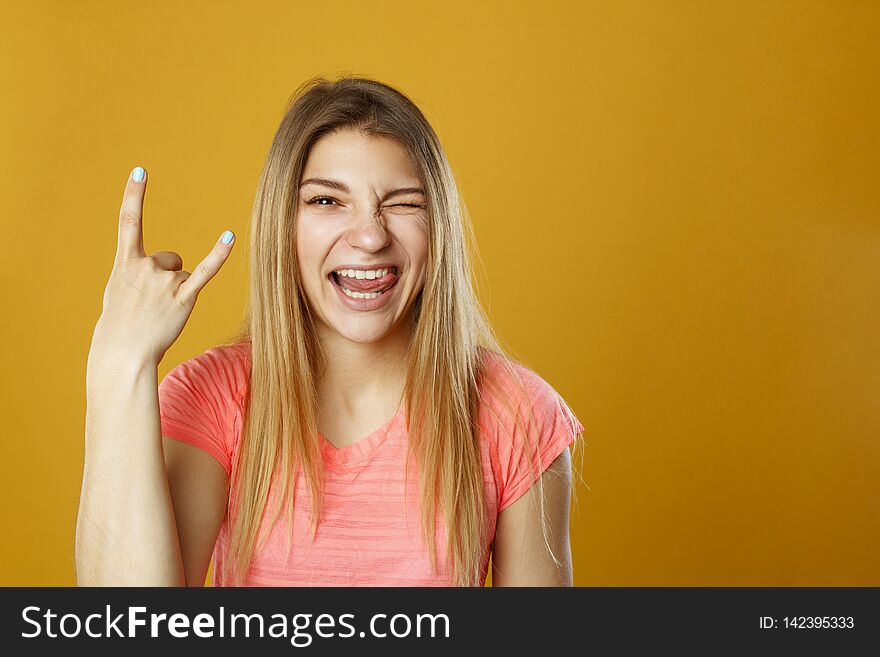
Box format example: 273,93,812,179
89,166,235,366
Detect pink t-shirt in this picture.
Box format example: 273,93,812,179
158,342,584,586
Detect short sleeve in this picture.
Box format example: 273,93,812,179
490,365,585,513
157,345,248,478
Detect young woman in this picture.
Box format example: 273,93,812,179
76,76,584,587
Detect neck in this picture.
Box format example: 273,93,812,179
315,314,414,417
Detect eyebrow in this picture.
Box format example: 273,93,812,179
299,177,425,201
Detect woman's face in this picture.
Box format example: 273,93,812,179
295,128,430,344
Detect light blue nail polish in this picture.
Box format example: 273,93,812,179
132,166,145,182
221,230,234,245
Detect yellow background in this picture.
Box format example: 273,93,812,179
1,1,877,586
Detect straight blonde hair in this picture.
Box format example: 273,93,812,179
219,75,584,586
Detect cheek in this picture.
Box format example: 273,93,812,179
295,217,335,270
390,218,430,265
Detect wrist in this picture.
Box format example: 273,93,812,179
87,349,159,388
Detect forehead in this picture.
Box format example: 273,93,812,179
303,129,420,182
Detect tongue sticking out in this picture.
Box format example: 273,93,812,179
335,270,399,293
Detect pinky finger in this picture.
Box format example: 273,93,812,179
176,230,235,304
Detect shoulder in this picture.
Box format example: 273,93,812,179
158,342,251,478
477,349,568,425
476,349,584,512
160,341,251,405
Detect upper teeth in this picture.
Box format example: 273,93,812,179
335,267,391,279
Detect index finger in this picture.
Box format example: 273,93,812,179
116,166,148,264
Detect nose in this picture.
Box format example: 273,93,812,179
345,203,392,252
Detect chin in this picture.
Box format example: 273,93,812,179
335,326,392,344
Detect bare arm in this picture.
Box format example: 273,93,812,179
163,436,229,586
491,448,573,586
74,166,234,586
76,357,185,585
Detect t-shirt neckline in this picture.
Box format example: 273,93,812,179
317,402,407,469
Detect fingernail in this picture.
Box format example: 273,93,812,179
221,230,235,245
132,166,145,182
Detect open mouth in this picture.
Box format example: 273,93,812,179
328,266,401,300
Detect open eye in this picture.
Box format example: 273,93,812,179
307,196,338,206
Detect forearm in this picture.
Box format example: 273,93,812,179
75,355,185,586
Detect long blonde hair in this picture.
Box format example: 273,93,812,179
220,74,584,586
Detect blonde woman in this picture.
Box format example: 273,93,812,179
76,76,585,587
